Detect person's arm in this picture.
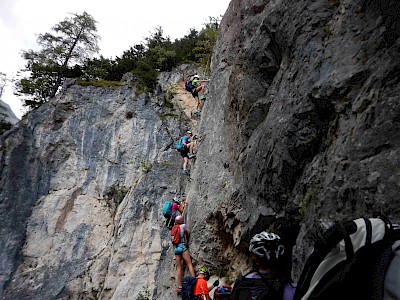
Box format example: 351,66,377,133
200,280,211,300
207,280,219,291
178,203,185,214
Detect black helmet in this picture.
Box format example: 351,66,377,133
249,232,285,261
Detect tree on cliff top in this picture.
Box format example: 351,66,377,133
15,12,100,109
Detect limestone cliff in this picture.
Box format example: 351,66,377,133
0,100,19,125
185,0,400,283
1,0,400,299
0,65,199,299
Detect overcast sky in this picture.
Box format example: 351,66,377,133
0,0,231,119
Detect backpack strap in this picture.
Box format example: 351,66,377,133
364,217,372,246
294,220,358,300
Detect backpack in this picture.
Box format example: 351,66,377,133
181,276,198,300
176,137,184,151
185,80,195,92
214,284,233,299
294,214,400,300
171,224,181,245
162,201,173,218
230,272,284,300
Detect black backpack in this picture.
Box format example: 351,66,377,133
181,276,198,300
230,272,284,300
185,80,195,92
294,214,400,300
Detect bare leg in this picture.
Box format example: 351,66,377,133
187,142,194,154
182,251,195,277
195,96,200,110
200,85,205,96
176,254,184,287
183,157,188,170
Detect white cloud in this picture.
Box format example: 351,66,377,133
0,0,231,119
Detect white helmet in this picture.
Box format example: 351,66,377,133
193,75,200,79
249,232,285,260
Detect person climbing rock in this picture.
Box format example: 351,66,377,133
193,266,213,300
163,197,185,229
186,74,209,112
171,215,195,293
231,231,297,300
176,130,195,175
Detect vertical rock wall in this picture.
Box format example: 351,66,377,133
0,69,194,299
1,0,400,299
183,0,400,283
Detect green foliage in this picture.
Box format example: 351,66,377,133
141,161,153,173
194,17,221,74
297,188,319,217
165,84,177,102
16,12,100,109
105,183,128,207
0,121,12,135
76,79,124,87
161,162,173,167
16,15,221,104
158,113,178,120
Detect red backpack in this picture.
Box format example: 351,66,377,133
171,224,181,245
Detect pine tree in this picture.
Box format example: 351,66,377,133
16,12,100,109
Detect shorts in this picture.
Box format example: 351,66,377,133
191,89,198,98
174,243,188,255
179,146,189,158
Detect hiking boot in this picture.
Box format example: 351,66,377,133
182,170,190,175
188,153,196,159
200,95,206,100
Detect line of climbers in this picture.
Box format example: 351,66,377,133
162,194,296,299
163,191,400,300
164,73,400,299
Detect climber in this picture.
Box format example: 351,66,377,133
163,197,185,229
171,215,195,293
187,74,209,111
192,266,213,300
230,231,297,300
176,130,195,175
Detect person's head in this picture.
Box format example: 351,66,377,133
193,74,200,80
185,130,193,137
196,266,210,280
249,231,286,270
175,215,184,224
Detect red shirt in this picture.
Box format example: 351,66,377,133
193,278,209,296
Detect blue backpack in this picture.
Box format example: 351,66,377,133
181,276,198,300
162,201,173,218
175,137,184,151
185,80,195,92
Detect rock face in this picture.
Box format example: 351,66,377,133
0,66,196,299
1,0,400,299
185,0,400,282
0,100,19,125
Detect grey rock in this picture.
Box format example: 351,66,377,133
0,100,19,125
1,0,400,298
